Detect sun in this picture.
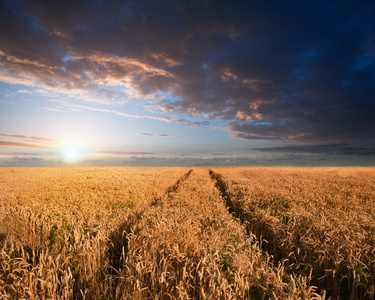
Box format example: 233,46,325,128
62,144,83,162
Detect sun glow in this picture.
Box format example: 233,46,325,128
62,144,83,162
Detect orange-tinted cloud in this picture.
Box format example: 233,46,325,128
0,133,55,142
0,133,57,150
147,51,182,67
1,0,375,146
0,141,50,149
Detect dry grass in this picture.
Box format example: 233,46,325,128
1,166,373,299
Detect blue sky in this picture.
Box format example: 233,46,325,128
1,0,375,166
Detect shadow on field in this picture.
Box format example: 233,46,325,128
107,211,143,274
0,233,7,245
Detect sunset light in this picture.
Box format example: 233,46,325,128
0,0,374,167
61,144,83,162
1,1,375,298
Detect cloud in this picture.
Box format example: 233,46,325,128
48,99,209,127
0,133,57,150
0,152,45,156
29,136,55,142
147,51,182,67
251,143,375,156
97,151,154,156
0,140,50,149
0,0,374,145
138,133,172,137
44,107,64,112
0,133,27,139
11,156,43,162
1,148,374,167
17,89,33,94
0,133,55,142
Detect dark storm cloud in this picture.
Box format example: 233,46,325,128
1,0,375,148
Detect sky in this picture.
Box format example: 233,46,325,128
0,0,375,167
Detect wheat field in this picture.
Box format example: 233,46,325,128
0,167,374,299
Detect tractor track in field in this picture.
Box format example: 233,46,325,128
209,170,247,224
209,169,287,263
107,169,194,283
151,169,193,206
208,169,327,292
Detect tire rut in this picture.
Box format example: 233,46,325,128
107,169,194,285
209,169,285,261
151,169,193,206
209,170,246,224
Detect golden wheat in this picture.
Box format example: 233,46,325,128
0,167,188,299
1,166,373,299
210,166,375,299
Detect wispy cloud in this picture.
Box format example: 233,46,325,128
0,140,51,149
48,100,209,127
81,51,178,80
147,51,182,67
0,133,55,142
29,136,55,142
0,133,57,149
251,143,375,156
138,133,172,137
0,152,46,156
0,0,374,147
0,134,27,139
17,89,33,94
97,151,154,155
44,107,64,112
